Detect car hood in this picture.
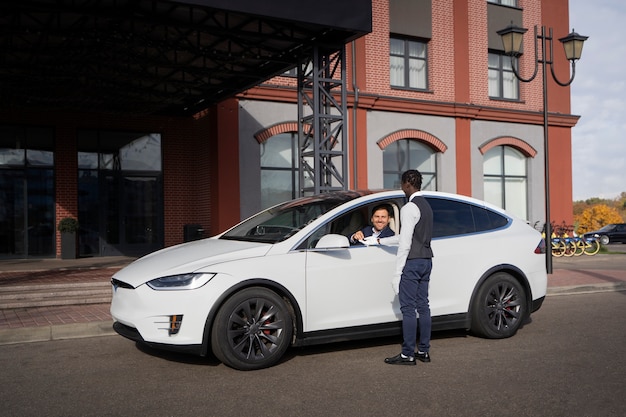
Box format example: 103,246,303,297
112,238,272,286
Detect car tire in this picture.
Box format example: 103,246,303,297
211,287,293,370
470,272,527,339
600,235,610,245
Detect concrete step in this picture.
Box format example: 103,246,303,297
0,282,112,309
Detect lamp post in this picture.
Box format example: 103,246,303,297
497,24,587,274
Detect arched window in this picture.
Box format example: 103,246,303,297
483,145,527,220
383,139,436,190
260,132,309,208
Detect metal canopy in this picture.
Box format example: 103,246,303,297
0,0,371,116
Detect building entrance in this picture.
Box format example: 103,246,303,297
0,126,55,258
78,131,163,257
0,168,55,258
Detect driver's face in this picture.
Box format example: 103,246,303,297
371,209,390,232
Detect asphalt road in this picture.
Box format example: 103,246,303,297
1,291,624,417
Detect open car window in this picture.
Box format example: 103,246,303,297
297,199,402,249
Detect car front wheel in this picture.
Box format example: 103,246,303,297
600,235,610,245
211,287,293,370
470,272,527,339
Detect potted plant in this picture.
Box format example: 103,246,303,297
58,217,79,259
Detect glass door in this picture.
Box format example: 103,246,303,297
0,169,54,258
78,130,163,257
98,174,161,257
26,168,55,256
0,170,25,256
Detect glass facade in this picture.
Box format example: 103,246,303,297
0,126,55,258
77,131,162,257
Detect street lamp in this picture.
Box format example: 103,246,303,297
497,24,587,274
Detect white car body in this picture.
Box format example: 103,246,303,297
111,190,547,370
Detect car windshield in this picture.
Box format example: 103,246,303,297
220,192,361,243
598,225,616,232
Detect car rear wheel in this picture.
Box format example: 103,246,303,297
211,287,293,370
600,235,610,245
470,272,527,339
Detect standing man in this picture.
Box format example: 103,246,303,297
384,169,434,366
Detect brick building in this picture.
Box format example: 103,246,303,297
239,0,578,231
0,0,578,259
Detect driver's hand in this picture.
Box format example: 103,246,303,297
351,231,365,242
360,236,379,246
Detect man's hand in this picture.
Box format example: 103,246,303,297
351,230,365,242
360,236,379,246
391,274,400,294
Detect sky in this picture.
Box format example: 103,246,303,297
569,0,626,201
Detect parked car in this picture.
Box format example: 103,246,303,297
110,190,547,370
584,223,626,245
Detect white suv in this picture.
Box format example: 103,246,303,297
111,190,547,370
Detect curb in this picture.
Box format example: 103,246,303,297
0,320,115,346
546,281,626,296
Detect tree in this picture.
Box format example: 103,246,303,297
574,204,624,235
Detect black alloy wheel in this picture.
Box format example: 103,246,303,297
211,287,293,370
470,272,527,339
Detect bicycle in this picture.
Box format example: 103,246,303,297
550,224,577,258
561,235,578,257
543,232,567,257
573,235,600,255
539,222,582,258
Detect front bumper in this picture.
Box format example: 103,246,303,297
112,322,204,356
110,274,232,347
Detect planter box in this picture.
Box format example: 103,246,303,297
61,232,77,259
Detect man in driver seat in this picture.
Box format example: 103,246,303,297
349,204,396,245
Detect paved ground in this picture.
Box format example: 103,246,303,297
0,249,625,345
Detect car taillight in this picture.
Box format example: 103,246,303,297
535,239,546,254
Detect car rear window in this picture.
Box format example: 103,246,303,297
426,197,509,238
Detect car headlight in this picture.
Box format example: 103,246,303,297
146,273,215,291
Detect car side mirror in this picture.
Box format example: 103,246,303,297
315,234,350,249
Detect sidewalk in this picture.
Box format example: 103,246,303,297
1,254,625,345
0,256,133,344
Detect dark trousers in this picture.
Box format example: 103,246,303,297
399,258,432,356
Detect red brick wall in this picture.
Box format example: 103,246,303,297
161,115,213,247
54,125,78,253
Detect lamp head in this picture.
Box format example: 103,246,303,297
497,23,528,57
559,29,588,61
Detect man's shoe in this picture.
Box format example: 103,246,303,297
416,351,431,363
384,353,416,365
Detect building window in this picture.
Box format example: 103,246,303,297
77,130,162,257
260,132,311,209
390,36,428,90
487,0,517,6
483,145,527,220
488,52,519,100
383,140,436,190
0,125,55,257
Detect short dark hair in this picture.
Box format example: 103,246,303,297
371,204,392,217
401,169,423,190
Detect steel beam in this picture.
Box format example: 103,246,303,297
297,45,347,195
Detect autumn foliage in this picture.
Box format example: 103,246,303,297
573,192,626,235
